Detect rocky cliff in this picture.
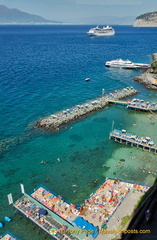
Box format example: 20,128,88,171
134,11,157,27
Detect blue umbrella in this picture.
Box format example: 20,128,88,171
38,209,48,215
4,216,11,222
0,222,3,228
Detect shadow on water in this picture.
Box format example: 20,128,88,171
69,134,83,142
3,167,20,177
0,127,46,158
93,116,109,123
120,159,126,162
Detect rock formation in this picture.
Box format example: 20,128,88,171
134,11,157,27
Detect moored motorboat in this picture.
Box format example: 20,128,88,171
105,59,150,69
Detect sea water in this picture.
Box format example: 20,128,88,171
0,25,157,239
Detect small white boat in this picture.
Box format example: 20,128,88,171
85,78,90,81
105,59,150,69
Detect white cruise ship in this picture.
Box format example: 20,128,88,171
105,59,150,69
87,25,115,36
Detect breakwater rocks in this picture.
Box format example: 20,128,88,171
152,53,157,61
36,87,138,131
134,71,157,90
134,53,157,90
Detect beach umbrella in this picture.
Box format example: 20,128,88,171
122,129,126,133
38,208,48,215
146,137,151,141
4,216,11,222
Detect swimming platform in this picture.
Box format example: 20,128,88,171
109,98,157,112
110,129,157,153
36,87,138,130
0,232,21,240
13,179,150,240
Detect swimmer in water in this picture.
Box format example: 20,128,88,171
122,173,127,176
41,161,46,164
94,179,98,183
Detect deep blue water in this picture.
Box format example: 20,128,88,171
0,25,157,239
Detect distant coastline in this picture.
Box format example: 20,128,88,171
0,22,131,25
0,22,84,25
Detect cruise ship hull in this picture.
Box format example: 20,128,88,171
105,64,149,69
87,32,115,37
105,59,150,69
87,25,115,37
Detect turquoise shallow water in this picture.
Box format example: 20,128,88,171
0,25,157,239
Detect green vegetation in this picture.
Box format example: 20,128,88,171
134,178,157,210
151,60,157,73
121,215,132,228
136,11,157,20
134,196,143,210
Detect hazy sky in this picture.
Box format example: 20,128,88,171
0,0,157,23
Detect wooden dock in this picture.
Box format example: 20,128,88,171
109,99,157,112
108,100,128,106
110,130,157,153
0,232,22,240
36,87,138,130
14,193,93,240
127,101,157,112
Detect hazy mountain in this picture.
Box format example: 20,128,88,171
66,15,136,25
134,11,157,27
0,5,58,24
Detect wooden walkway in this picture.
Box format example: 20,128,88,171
108,100,128,106
127,104,157,112
110,130,157,153
14,193,90,240
109,99,157,112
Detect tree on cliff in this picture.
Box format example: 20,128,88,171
151,60,157,73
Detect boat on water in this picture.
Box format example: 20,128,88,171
87,25,115,36
105,59,150,69
85,78,90,81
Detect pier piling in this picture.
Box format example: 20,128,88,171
110,129,157,153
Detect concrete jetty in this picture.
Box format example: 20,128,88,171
36,87,138,130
